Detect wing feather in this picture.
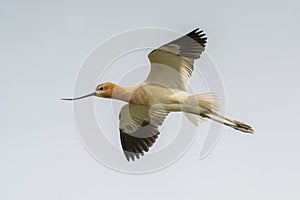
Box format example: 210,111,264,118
145,28,207,91
119,104,168,161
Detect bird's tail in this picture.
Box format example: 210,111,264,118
184,93,220,125
185,93,253,133
185,93,220,113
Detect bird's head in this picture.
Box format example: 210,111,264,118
95,82,116,98
61,82,116,101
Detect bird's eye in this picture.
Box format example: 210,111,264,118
99,87,104,91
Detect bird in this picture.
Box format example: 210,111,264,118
62,28,253,161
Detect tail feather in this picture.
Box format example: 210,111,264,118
184,93,220,126
186,93,220,112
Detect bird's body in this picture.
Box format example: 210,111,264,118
118,84,183,105
63,28,253,161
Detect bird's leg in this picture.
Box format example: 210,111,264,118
201,113,254,134
163,103,253,134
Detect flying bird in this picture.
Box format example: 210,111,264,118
62,28,253,161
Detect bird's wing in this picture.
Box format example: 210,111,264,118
145,28,207,91
119,103,168,161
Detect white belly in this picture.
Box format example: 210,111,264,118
141,83,190,105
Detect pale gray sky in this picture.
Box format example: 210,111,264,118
1,0,299,199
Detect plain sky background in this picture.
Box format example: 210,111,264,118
1,0,300,199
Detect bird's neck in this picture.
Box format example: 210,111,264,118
110,85,135,103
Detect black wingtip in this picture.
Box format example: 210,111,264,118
190,28,203,34
120,128,160,162
186,28,207,48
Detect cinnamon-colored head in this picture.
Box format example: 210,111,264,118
95,82,116,98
